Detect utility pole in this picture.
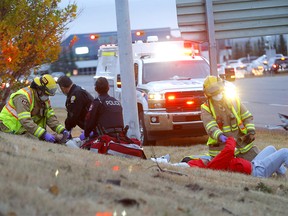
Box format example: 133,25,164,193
205,0,218,76
115,0,140,139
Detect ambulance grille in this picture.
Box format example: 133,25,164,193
165,91,206,112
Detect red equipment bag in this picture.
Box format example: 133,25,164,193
80,134,146,159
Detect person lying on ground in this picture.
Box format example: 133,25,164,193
187,137,287,178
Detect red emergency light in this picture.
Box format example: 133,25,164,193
183,41,200,56
135,30,145,37
90,34,100,40
167,95,175,100
184,41,192,48
186,100,195,105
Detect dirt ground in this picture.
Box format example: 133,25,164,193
0,109,288,216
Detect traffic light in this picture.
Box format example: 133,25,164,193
90,34,100,40
135,30,145,37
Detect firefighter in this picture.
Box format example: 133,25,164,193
201,75,259,161
0,74,68,143
80,77,124,140
57,76,94,135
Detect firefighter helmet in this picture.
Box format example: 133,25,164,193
203,75,224,98
32,74,57,96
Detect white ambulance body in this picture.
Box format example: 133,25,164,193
94,40,210,145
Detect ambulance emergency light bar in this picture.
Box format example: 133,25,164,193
133,40,199,59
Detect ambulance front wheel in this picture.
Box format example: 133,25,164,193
139,111,156,146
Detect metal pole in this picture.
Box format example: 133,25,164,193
115,0,140,139
205,0,218,76
286,34,288,56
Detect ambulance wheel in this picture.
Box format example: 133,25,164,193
139,111,156,146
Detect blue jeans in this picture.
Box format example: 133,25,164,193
252,146,287,178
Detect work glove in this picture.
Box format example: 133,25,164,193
62,129,71,138
244,130,256,144
79,131,94,141
219,134,228,143
43,132,56,143
79,131,87,141
59,129,71,143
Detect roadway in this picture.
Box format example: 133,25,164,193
234,75,288,128
50,74,288,129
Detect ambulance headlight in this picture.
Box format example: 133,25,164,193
148,92,165,109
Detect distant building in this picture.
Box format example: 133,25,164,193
57,27,179,75
75,60,97,75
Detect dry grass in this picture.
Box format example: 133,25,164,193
0,108,287,216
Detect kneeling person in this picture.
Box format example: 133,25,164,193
80,77,124,140
57,76,94,133
0,74,68,143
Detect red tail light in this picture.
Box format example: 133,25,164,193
272,64,277,68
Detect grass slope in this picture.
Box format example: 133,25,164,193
0,109,287,216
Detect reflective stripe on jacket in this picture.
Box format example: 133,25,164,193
0,87,42,135
0,87,64,137
201,96,255,157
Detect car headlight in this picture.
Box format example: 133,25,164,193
148,92,165,109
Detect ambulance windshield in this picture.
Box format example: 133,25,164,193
142,60,210,84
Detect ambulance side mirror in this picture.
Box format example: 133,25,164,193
117,73,137,88
117,74,121,88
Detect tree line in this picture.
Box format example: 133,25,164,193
232,35,287,59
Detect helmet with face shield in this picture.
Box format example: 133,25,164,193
30,74,57,96
203,75,224,98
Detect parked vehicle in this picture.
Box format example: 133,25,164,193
226,60,245,78
237,56,258,75
251,54,285,76
217,62,235,81
250,55,268,76
269,56,288,74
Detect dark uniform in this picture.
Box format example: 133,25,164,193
84,93,124,137
65,84,94,131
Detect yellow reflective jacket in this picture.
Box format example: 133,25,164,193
0,87,64,138
201,96,255,157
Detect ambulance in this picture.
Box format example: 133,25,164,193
94,38,230,145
